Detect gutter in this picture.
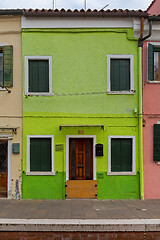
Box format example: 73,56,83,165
138,18,152,200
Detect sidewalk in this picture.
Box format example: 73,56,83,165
0,199,160,232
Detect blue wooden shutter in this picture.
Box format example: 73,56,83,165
148,43,154,81
153,124,160,161
3,45,13,87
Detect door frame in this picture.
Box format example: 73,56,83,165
66,135,96,181
0,135,11,198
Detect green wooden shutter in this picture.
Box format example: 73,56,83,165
148,43,154,81
29,60,49,92
111,138,132,172
30,138,51,171
111,59,130,91
153,124,160,161
3,45,13,87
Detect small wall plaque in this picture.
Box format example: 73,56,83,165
55,144,64,151
78,130,84,134
12,143,20,154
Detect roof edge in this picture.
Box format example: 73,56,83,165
24,9,148,18
147,0,156,12
0,9,24,15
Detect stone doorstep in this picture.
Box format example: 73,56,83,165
0,219,160,232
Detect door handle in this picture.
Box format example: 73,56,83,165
78,165,84,168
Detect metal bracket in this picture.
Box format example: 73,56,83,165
0,85,11,93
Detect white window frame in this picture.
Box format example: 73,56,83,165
25,56,52,96
107,54,134,94
26,135,55,175
147,42,160,83
108,135,136,175
66,135,97,181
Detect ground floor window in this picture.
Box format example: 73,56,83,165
108,136,136,175
27,135,54,174
153,124,160,161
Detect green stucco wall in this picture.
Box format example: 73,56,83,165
22,28,140,199
97,172,140,199
22,172,65,199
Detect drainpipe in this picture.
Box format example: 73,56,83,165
138,19,152,199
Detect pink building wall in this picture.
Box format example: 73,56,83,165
148,0,160,15
143,41,160,199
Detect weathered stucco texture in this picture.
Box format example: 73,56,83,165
143,41,160,199
0,16,22,198
22,28,140,199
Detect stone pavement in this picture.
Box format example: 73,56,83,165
0,199,160,232
0,199,160,219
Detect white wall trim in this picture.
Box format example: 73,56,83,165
108,135,136,175
107,54,134,93
22,16,133,29
107,172,136,176
66,135,96,181
0,135,12,198
26,172,55,176
27,135,54,174
25,56,52,96
8,140,12,199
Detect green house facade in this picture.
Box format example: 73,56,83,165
22,9,148,199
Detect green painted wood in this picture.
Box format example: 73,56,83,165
153,124,160,161
30,138,51,171
29,60,49,92
148,43,154,81
3,45,13,87
111,138,132,172
111,59,130,91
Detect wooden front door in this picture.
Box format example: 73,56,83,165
0,141,8,198
69,138,93,180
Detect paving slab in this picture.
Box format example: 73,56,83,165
0,199,160,219
0,199,160,232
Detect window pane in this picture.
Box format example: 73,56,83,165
30,138,51,171
0,142,7,173
111,138,132,172
0,53,3,85
111,59,130,91
29,60,49,92
154,52,159,80
70,139,76,180
85,139,92,180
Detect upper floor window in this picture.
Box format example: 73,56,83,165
0,45,13,88
0,49,3,86
25,56,52,96
148,43,160,81
107,55,134,94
